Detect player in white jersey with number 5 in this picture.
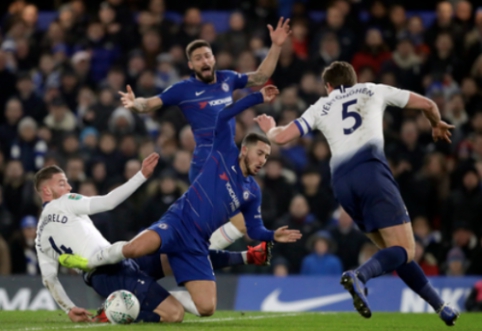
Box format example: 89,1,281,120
255,61,459,326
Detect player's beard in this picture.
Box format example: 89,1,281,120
195,66,215,84
243,155,258,176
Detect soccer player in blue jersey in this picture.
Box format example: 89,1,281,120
254,62,459,326
118,17,292,250
62,85,302,317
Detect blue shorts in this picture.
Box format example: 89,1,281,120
85,257,169,312
148,214,215,286
332,160,410,233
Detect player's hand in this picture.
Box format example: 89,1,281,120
432,121,455,143
260,85,279,103
118,85,136,111
254,114,276,133
68,307,93,323
141,152,160,178
268,17,292,47
273,226,302,243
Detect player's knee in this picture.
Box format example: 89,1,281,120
195,302,216,317
162,307,184,323
121,242,136,258
405,245,415,263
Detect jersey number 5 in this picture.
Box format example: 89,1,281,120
342,100,362,135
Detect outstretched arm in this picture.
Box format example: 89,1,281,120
119,85,163,113
404,92,454,143
65,153,159,215
254,114,302,145
246,17,291,87
38,251,92,322
214,86,279,151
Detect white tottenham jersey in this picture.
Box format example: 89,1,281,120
34,171,146,313
295,83,410,175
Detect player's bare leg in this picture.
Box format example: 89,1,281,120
151,295,184,323
184,280,217,316
361,225,459,326
122,230,162,258
209,213,246,249
59,230,162,270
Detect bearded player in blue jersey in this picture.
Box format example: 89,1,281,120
118,18,292,250
61,85,302,318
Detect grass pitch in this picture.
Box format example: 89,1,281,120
1,310,481,331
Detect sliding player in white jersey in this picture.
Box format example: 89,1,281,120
255,61,459,326
34,153,268,323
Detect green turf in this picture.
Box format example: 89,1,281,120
1,311,481,331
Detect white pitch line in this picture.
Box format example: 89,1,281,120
183,312,303,323
11,324,110,331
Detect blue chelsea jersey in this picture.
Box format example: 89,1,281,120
158,70,248,166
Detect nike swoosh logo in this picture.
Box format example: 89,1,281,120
231,165,237,173
195,91,205,96
260,289,352,312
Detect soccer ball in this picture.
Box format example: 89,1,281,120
104,290,140,324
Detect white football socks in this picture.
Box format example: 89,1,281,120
169,291,200,316
88,241,127,268
209,222,243,250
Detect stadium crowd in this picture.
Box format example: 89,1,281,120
0,0,482,280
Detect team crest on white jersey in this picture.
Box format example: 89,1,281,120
222,82,229,92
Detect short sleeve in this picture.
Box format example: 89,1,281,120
232,71,248,90
158,83,181,107
376,84,410,108
294,104,318,136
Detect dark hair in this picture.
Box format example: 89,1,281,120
322,61,357,89
34,165,64,192
185,39,212,60
242,132,271,147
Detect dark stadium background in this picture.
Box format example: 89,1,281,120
0,0,482,299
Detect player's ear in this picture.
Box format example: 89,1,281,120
241,145,248,157
187,61,193,70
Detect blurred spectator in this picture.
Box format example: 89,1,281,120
219,12,249,57
32,54,61,97
0,51,17,120
89,160,109,194
272,194,321,273
71,51,95,89
155,53,180,92
328,207,368,270
310,32,343,77
425,1,464,52
10,116,47,172
9,215,39,275
108,106,147,137
141,29,163,69
423,32,463,83
444,247,466,276
59,69,80,112
262,157,294,217
172,150,192,185
95,132,123,177
311,5,356,61
175,7,202,48
43,97,77,134
358,242,379,265
271,40,308,90
381,37,423,93
404,15,430,58
0,234,11,275
387,4,407,48
290,18,309,60
0,98,23,157
460,77,482,116
351,28,392,75
141,170,184,228
84,87,116,131
272,257,290,277
0,185,15,241
300,231,343,276
148,0,177,49
65,156,85,192
15,72,47,123
443,166,482,239
300,167,334,224
75,21,120,83
59,133,80,161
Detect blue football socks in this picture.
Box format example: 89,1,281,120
209,249,244,269
396,261,444,311
356,246,408,283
